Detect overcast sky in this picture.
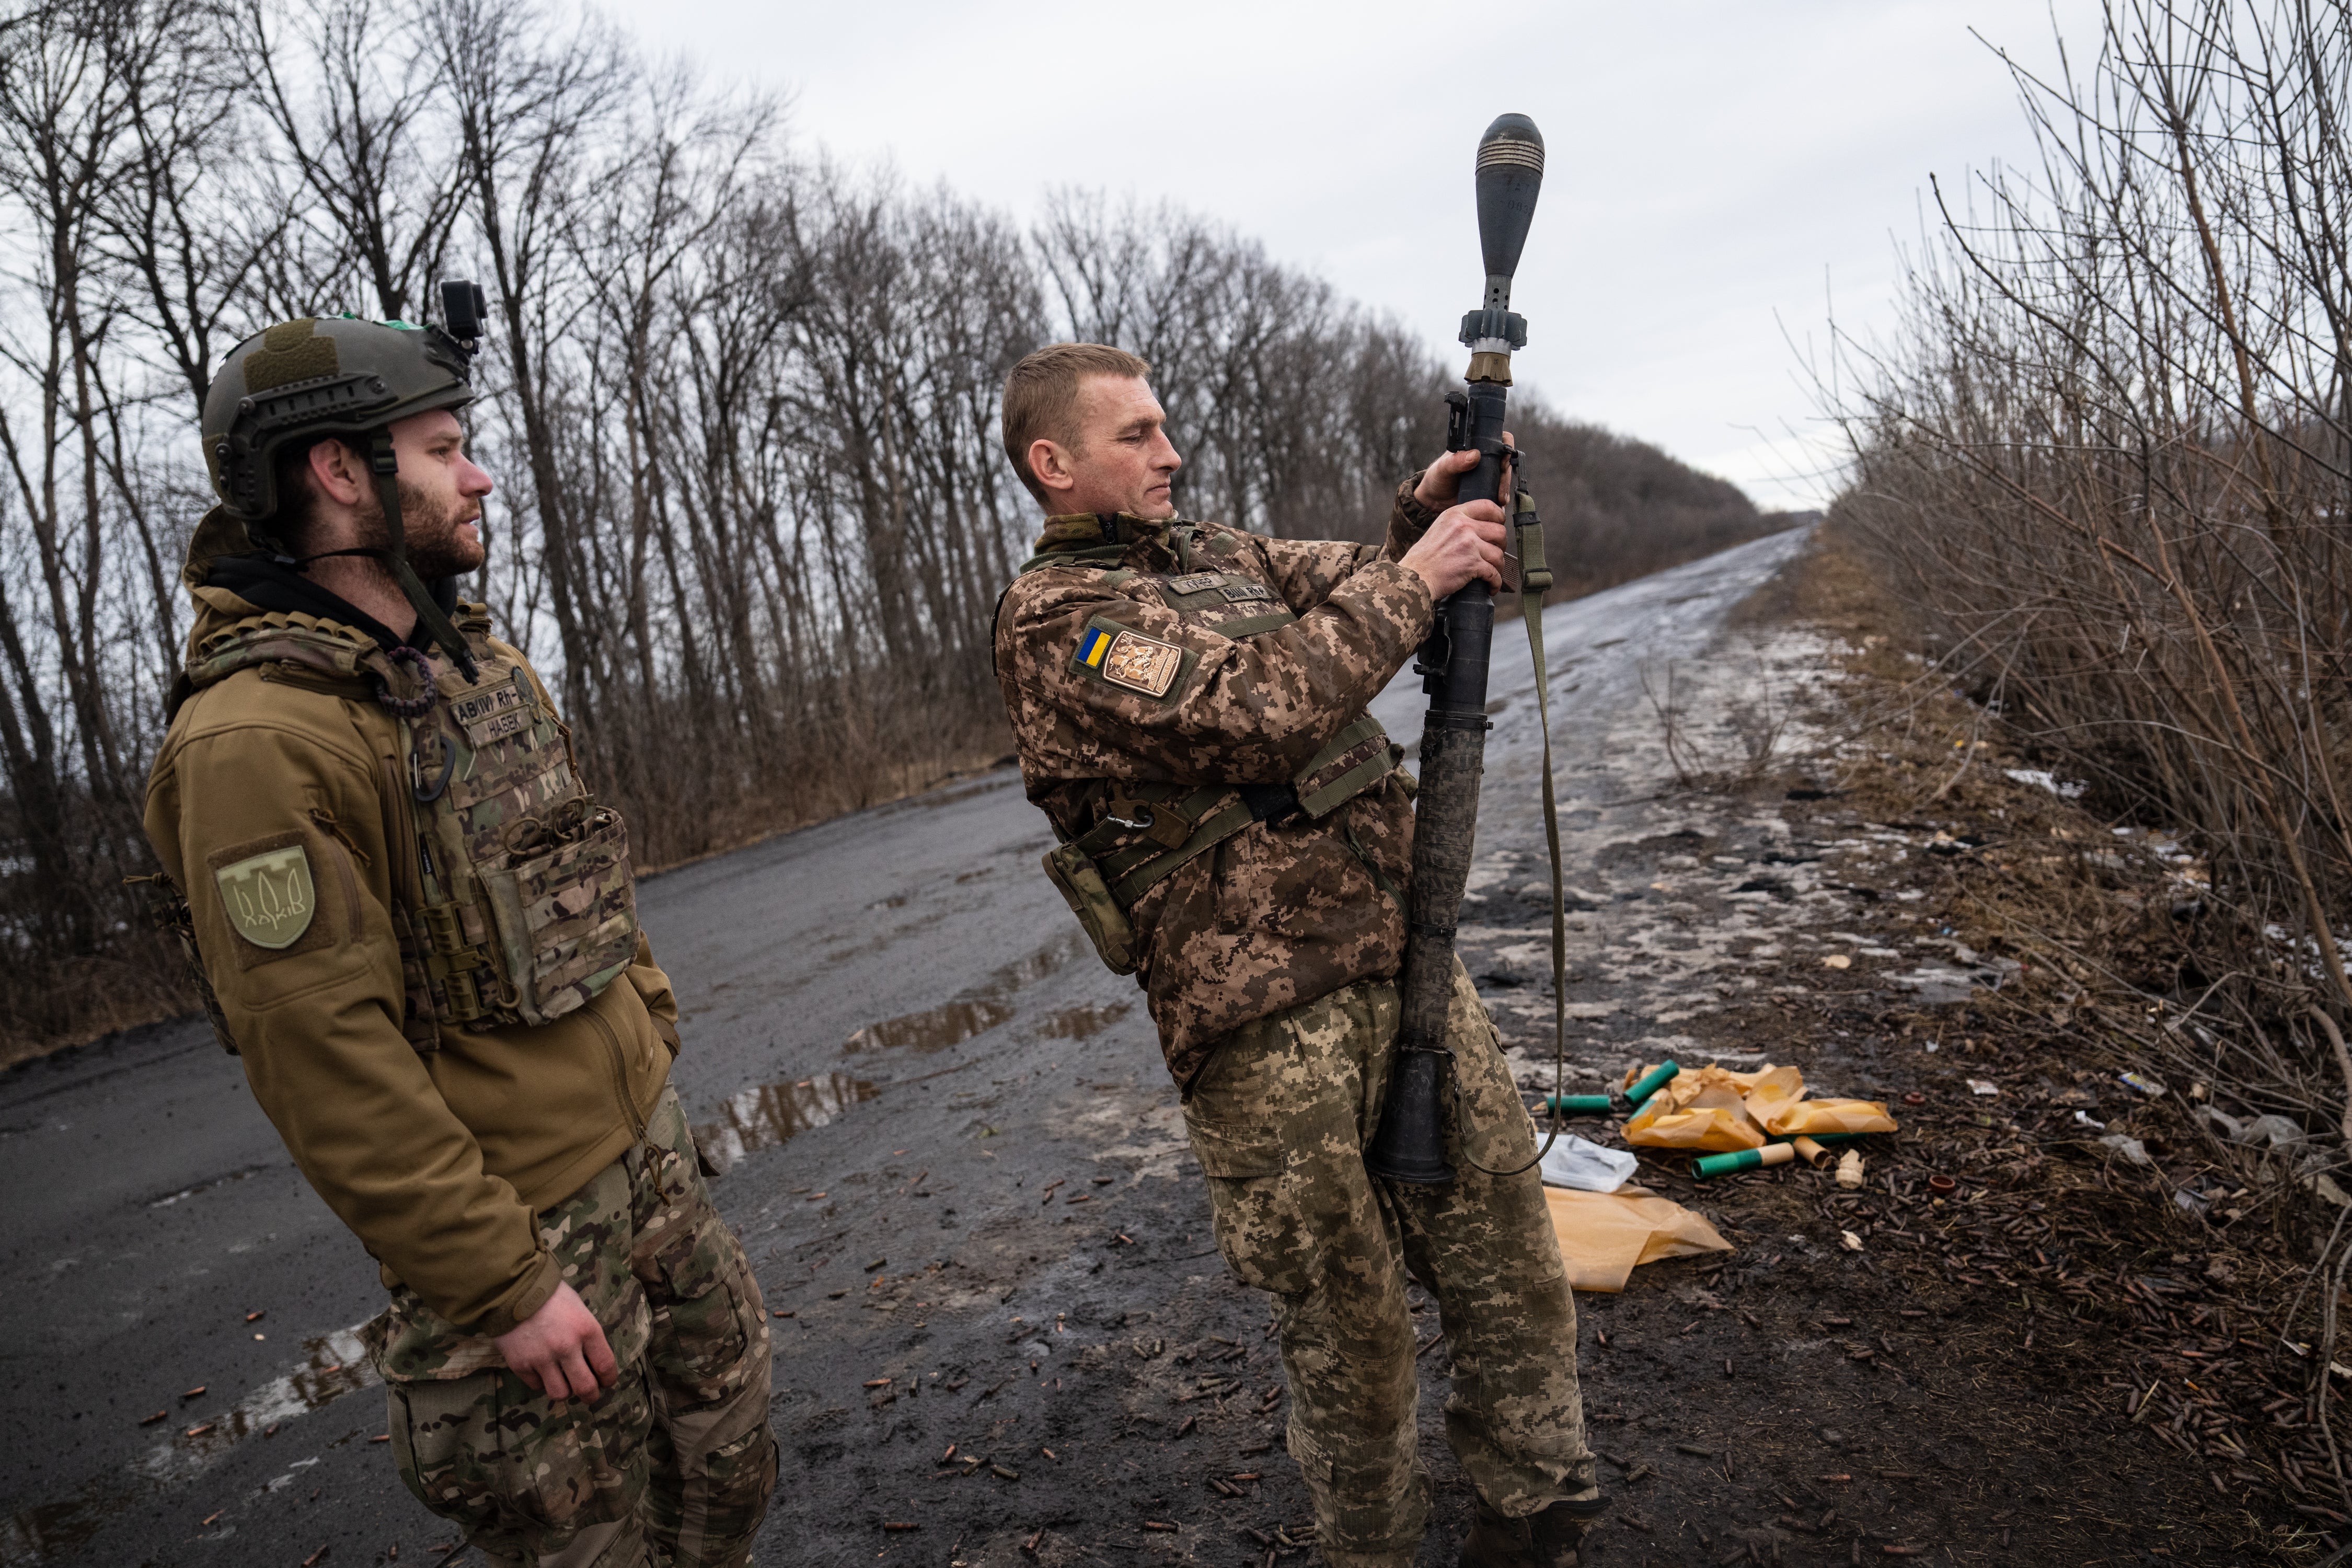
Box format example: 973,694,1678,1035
597,0,2107,508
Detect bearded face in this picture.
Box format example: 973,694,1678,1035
351,476,488,579
281,411,492,590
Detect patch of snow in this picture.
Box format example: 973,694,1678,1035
2004,768,2086,799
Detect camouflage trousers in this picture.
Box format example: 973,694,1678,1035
363,1087,777,1567
1182,963,1596,1568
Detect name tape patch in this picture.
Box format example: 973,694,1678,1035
1165,572,1224,595
466,708,532,747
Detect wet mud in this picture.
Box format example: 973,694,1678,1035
846,937,1089,1056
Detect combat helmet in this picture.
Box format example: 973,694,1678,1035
197,281,493,679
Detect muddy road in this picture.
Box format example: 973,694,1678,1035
13,520,2203,1568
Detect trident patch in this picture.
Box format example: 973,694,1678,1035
1099,630,1183,697
1074,620,1189,699
214,844,316,951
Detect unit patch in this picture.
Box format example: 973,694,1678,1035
1099,630,1185,697
214,842,316,951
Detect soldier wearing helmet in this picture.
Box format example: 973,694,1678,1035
142,294,777,1568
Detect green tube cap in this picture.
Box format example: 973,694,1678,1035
1694,1143,1796,1180
1624,1060,1680,1108
1694,1148,1762,1179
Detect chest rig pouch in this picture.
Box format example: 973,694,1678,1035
1040,713,1398,975
392,625,640,1033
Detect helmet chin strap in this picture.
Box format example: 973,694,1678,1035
365,431,480,682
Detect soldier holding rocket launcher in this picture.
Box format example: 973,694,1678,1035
991,117,1600,1568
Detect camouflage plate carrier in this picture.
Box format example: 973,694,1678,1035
1021,523,1408,976
175,606,640,1048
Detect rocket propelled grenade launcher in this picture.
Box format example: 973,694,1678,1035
1365,114,1547,1186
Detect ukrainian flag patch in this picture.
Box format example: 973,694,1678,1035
1078,625,1114,669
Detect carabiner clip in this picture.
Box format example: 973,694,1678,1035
411,734,457,802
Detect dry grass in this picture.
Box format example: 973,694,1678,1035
1736,521,2350,1554
1804,6,2352,1520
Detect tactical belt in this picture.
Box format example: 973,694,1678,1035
1068,713,1397,908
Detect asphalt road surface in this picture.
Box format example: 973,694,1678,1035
0,527,1811,1568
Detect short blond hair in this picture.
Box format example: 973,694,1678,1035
1000,342,1152,506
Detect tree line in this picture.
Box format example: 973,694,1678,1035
0,0,1778,1055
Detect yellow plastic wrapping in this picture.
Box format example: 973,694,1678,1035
1545,1186,1733,1292
1622,1088,1765,1151
1621,1061,1897,1150
1768,1098,1898,1136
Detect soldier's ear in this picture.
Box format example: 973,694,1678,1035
308,437,370,509
1029,436,1079,496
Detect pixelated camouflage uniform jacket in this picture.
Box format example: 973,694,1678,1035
142,512,681,1338
995,478,1444,1087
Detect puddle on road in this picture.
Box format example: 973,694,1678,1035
4,1324,382,1564
2,1485,119,1567
694,1073,878,1174
985,932,1085,992
1033,1001,1132,1040
842,933,1088,1056
845,998,1014,1055
138,1325,376,1483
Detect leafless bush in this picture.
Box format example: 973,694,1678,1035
1641,653,1795,791
1828,0,2352,1461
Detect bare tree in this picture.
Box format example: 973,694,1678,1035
242,0,463,319
0,0,1772,1059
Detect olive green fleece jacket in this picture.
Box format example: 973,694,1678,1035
143,582,678,1338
